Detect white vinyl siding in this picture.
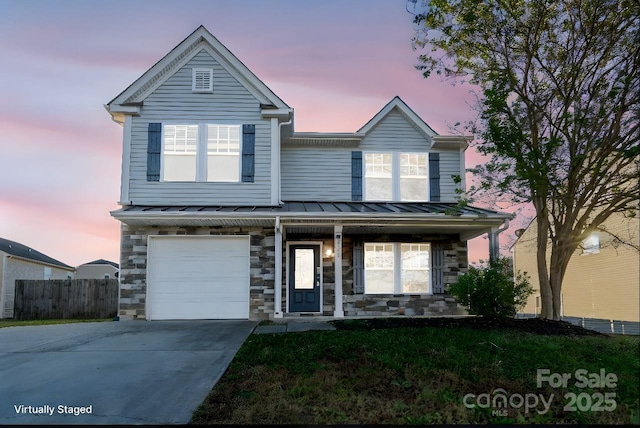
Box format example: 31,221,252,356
438,150,461,202
280,109,463,202
281,147,352,200
128,49,271,205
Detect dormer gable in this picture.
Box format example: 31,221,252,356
106,25,290,124
359,96,470,150
358,96,437,139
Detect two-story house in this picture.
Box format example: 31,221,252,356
107,26,512,321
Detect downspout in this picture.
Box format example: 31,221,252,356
274,215,283,318
489,219,510,262
277,111,293,204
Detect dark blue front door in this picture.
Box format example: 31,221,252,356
289,245,321,312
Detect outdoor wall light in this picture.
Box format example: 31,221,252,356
325,247,334,257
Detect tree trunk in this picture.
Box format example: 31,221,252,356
535,214,554,319
548,236,574,321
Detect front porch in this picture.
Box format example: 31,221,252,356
275,219,493,319
113,201,512,321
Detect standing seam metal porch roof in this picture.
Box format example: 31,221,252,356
116,201,511,217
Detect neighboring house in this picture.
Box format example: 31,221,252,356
0,237,75,318
514,212,640,322
106,26,512,321
75,259,119,280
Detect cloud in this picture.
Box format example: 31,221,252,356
0,0,504,268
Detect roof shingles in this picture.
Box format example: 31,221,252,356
0,237,74,270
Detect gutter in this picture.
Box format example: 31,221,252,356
5,255,76,272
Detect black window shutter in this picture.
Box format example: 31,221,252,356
241,124,255,183
147,123,162,182
351,151,363,201
431,244,445,293
353,242,364,294
429,152,440,202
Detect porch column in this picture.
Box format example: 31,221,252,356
333,224,344,317
274,217,283,318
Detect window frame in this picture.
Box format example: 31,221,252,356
362,151,430,202
364,242,431,295
160,122,242,183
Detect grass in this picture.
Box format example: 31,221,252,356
192,323,639,425
0,318,113,329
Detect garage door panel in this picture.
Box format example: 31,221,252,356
147,237,250,320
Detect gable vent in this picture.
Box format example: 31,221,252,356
192,68,213,93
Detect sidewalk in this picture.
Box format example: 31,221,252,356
253,321,336,334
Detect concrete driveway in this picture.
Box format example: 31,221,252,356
0,320,256,425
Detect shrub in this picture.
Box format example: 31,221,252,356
448,257,533,318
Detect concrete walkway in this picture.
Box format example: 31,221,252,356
0,320,256,425
253,320,336,334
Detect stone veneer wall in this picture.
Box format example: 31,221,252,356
344,238,468,317
119,223,275,320
283,233,468,317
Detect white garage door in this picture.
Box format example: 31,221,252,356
147,236,250,320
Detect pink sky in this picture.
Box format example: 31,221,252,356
0,0,515,267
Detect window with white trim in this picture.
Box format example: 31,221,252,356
192,68,213,93
44,267,52,280
162,124,240,182
364,243,394,293
401,244,430,292
207,124,240,182
364,243,431,294
582,234,600,254
400,153,428,201
364,152,428,201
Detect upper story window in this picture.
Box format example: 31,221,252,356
364,152,428,201
192,68,213,93
582,233,600,255
163,124,240,182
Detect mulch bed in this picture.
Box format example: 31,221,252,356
331,317,605,337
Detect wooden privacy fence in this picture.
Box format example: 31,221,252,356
14,279,118,320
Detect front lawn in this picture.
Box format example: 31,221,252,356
192,318,639,425
0,318,113,329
